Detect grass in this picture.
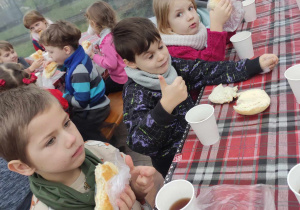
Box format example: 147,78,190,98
1,0,153,57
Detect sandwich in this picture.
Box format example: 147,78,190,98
38,30,43,37
44,62,57,78
208,0,221,9
233,89,270,115
95,162,119,210
31,50,43,60
82,40,92,52
208,84,238,104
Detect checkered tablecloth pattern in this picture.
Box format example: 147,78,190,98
166,0,300,209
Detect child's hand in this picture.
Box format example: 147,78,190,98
117,184,136,210
210,0,232,32
159,75,188,114
125,155,156,201
259,54,279,73
88,51,95,60
28,58,44,72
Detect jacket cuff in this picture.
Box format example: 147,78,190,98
245,57,263,77
151,101,177,125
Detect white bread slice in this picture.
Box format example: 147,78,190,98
95,162,119,210
208,84,238,104
233,89,270,115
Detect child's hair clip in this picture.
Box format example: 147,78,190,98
23,73,37,85
0,79,6,87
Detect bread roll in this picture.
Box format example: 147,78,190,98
208,0,221,9
208,84,238,104
44,62,57,78
82,40,92,52
31,50,43,60
95,162,119,210
233,89,270,115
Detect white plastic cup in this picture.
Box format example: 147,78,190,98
230,31,254,59
296,0,300,10
155,180,197,210
35,72,43,87
242,0,257,22
284,64,300,104
185,104,220,146
287,164,300,204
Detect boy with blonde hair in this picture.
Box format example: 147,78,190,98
112,17,278,177
40,20,110,141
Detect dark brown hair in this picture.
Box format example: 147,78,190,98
85,1,117,33
112,17,161,62
39,20,81,49
0,84,58,165
0,40,14,54
23,10,46,29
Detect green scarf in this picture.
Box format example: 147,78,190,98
29,148,102,210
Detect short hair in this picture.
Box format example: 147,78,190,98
112,17,161,62
0,63,31,92
85,1,117,31
153,0,197,34
0,84,59,165
0,41,14,55
23,10,46,29
39,20,81,49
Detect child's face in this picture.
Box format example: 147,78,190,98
131,40,170,74
29,21,47,35
26,102,85,183
0,49,18,63
44,45,72,65
167,0,200,35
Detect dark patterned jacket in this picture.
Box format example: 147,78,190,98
123,57,262,160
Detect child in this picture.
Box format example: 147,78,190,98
0,40,43,73
0,63,67,210
153,0,232,61
85,1,128,95
39,20,110,141
112,17,278,177
23,10,53,51
0,62,69,110
0,84,162,210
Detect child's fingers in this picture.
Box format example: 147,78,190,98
119,185,135,208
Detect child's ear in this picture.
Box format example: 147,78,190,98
123,59,137,69
63,46,72,55
8,160,36,176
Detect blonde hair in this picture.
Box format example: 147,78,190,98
153,0,197,34
23,10,46,29
85,1,117,33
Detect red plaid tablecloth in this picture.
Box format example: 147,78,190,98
166,0,300,209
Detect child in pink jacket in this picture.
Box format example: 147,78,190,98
86,1,127,95
154,0,232,61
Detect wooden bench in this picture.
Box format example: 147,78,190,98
100,91,124,140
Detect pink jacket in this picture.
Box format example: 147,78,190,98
93,33,128,84
167,29,227,61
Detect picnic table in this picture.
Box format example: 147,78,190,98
165,0,300,209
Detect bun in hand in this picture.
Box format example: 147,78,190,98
44,62,57,78
95,162,119,210
208,0,221,9
82,40,92,52
31,50,43,60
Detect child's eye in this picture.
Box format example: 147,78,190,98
148,54,154,59
64,119,72,128
158,45,164,50
176,12,183,17
46,137,55,147
188,6,194,11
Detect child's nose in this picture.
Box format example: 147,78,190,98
187,12,194,21
64,131,76,148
